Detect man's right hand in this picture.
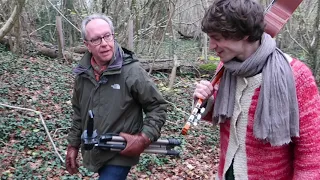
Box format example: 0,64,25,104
193,80,214,100
119,132,151,157
66,145,79,175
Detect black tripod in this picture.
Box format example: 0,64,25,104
81,110,181,156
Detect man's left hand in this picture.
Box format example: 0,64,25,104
119,132,151,156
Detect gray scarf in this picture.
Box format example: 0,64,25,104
213,33,299,146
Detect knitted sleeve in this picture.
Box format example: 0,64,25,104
291,60,320,179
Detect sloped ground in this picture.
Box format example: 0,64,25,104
0,49,220,179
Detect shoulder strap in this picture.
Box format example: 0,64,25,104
264,0,303,37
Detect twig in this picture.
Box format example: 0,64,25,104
0,103,65,163
189,64,201,77
148,2,175,75
173,81,183,88
52,127,69,138
173,18,202,26
165,120,178,126
175,2,201,15
151,71,168,79
165,100,188,115
45,0,81,32
285,29,309,53
29,23,55,36
0,140,10,147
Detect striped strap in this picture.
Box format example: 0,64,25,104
264,0,303,37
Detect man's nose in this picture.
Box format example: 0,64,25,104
209,38,217,50
100,38,109,46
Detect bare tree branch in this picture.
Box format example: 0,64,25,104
0,0,25,40
285,29,308,53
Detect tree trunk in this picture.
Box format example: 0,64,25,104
102,0,107,13
0,0,26,41
12,15,21,54
56,16,64,58
148,1,174,75
168,0,177,90
201,0,209,62
127,18,134,50
62,0,76,46
168,55,178,89
127,0,135,51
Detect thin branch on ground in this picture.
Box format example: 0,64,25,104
173,81,183,88
165,120,178,126
52,127,69,138
0,103,65,163
165,100,188,115
0,140,10,147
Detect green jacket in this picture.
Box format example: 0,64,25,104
67,46,167,172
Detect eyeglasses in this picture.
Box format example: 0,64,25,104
88,33,114,45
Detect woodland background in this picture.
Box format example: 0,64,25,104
0,0,319,179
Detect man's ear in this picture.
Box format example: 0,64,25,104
242,36,249,41
84,41,91,53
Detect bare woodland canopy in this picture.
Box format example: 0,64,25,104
0,0,319,80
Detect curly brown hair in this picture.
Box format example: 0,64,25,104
202,0,265,42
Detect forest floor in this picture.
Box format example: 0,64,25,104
0,48,220,180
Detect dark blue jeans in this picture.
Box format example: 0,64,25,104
98,165,131,180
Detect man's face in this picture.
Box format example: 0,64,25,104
84,19,115,66
207,32,248,62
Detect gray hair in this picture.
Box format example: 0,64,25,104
81,14,114,40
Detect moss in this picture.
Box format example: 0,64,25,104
198,55,220,62
199,63,217,72
208,55,220,61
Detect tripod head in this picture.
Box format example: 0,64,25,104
80,110,98,150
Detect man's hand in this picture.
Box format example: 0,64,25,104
66,145,79,174
119,132,152,157
193,80,214,100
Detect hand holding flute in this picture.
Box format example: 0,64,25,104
181,67,224,135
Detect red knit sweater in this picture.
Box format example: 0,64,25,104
203,59,320,179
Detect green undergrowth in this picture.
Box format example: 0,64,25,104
0,47,220,179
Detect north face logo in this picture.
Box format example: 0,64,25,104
111,84,120,89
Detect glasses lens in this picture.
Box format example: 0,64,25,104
104,34,113,42
91,38,101,45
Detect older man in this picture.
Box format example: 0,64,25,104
66,14,167,180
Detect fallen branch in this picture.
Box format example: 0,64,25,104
52,127,69,138
0,140,10,147
0,103,65,163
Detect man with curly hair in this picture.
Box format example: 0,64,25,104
193,0,320,179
